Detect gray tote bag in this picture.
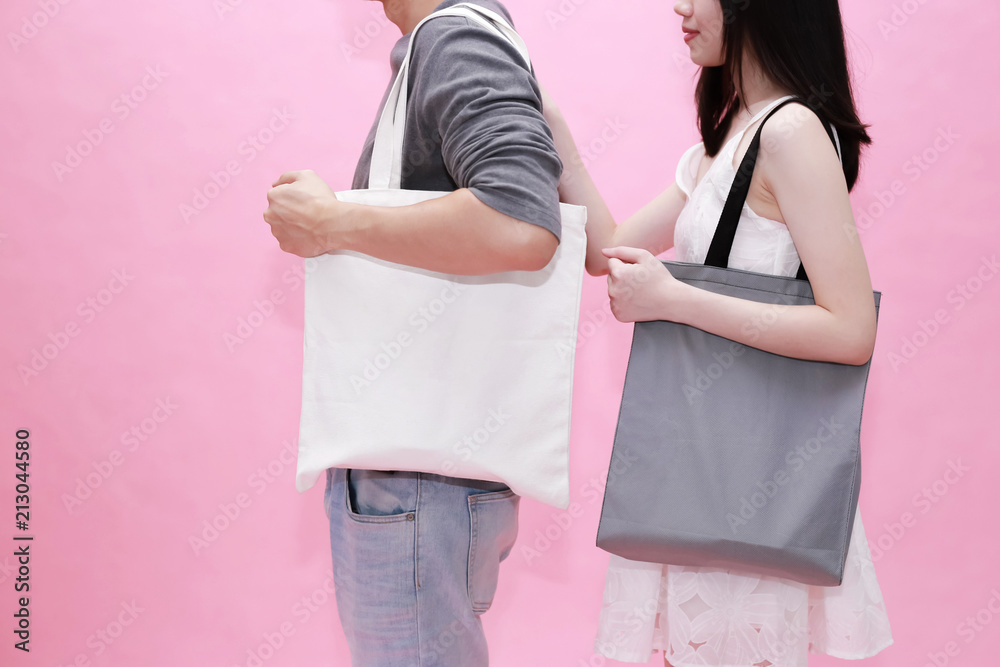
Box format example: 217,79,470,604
595,98,881,586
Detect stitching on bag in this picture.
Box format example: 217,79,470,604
557,222,588,507
606,503,853,584
835,447,861,584
834,331,879,578
606,515,843,556
665,260,884,303
828,294,881,579
665,261,815,300
596,326,645,545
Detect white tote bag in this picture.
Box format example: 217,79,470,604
294,3,587,509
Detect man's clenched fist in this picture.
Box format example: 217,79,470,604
264,169,342,257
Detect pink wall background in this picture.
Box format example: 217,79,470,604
1,0,997,665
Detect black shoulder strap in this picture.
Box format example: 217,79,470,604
703,97,840,282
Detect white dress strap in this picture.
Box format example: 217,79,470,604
734,94,795,145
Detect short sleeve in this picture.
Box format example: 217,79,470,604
407,13,563,240
675,143,704,198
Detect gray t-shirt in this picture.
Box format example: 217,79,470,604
351,0,563,240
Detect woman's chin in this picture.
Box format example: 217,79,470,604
688,53,723,68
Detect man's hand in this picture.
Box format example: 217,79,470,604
264,170,342,257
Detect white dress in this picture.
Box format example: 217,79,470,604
593,96,894,666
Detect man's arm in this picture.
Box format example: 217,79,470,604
265,173,556,274
264,13,563,275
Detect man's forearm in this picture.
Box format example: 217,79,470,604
330,187,559,275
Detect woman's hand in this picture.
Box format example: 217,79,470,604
604,247,687,323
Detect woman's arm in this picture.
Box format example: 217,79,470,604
604,105,877,366
540,88,687,276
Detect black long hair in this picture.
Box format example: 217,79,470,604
696,0,871,190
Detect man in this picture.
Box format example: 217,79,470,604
262,0,563,664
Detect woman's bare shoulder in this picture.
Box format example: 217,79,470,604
759,102,840,169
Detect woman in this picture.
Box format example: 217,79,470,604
542,0,893,664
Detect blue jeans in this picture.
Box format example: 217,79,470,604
323,467,520,666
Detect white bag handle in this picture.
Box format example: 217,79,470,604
368,3,533,190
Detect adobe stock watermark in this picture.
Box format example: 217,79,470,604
16,268,135,385
349,280,467,396
560,117,628,188
592,570,667,664
728,84,836,191
752,617,810,666
679,296,793,405
61,397,179,514
666,0,752,71
424,618,479,664
179,107,294,223
849,126,960,240
555,299,613,361
225,257,320,352
592,573,808,667
886,255,997,372
544,0,592,30
224,290,287,353
683,297,794,404
232,620,297,667
7,0,74,54
726,415,844,533
921,588,1000,667
758,84,835,149
54,600,145,667
606,256,655,313
681,340,746,405
214,0,251,20
0,557,17,585
868,458,969,562
51,66,168,182
521,445,639,565
339,0,401,61
437,407,511,476
232,568,342,667
188,438,298,556
671,44,701,76
878,0,934,39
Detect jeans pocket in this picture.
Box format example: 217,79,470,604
344,469,416,525
467,489,519,614
327,469,419,650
